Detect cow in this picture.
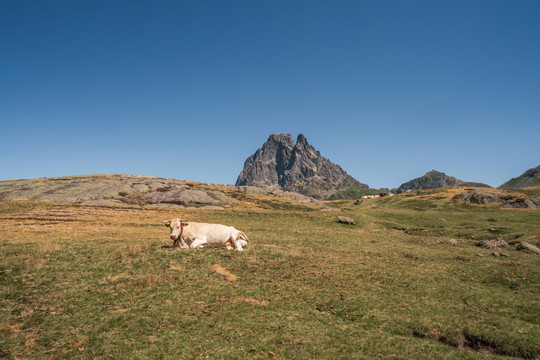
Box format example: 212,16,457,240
163,218,248,251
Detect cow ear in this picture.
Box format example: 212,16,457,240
163,220,171,227
182,222,189,227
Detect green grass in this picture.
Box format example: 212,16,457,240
1,194,539,359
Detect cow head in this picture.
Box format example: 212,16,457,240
164,218,188,241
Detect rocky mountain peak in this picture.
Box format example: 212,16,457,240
398,170,462,193
236,134,368,199
268,133,294,147
296,133,308,145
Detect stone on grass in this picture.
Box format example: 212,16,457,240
476,239,509,249
515,242,540,254
337,216,356,225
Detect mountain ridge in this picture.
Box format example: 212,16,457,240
236,134,369,199
500,165,540,189
397,170,491,193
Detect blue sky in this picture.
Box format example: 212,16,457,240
1,1,539,188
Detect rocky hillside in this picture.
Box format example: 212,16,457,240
397,170,490,193
499,165,540,189
397,170,462,193
458,188,540,209
236,134,368,199
0,174,329,210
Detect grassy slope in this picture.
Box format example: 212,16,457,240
1,190,539,359
500,166,540,189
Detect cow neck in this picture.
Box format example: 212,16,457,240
179,223,184,238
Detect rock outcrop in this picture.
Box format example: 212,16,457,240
0,175,237,208
337,216,357,225
458,188,539,208
499,165,540,189
516,242,540,254
476,239,509,249
0,174,332,210
236,134,368,199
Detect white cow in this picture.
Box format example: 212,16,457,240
164,218,248,251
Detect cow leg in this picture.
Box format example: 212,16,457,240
237,232,248,248
179,238,189,249
173,238,189,248
190,238,207,249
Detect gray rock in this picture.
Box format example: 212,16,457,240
0,175,236,208
515,242,540,254
476,239,509,249
337,216,356,225
236,134,368,199
460,188,537,209
460,189,504,205
145,189,236,207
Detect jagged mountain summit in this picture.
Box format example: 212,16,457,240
236,134,368,199
499,165,540,189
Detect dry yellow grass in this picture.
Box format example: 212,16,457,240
235,297,269,306
210,264,238,281
169,260,186,271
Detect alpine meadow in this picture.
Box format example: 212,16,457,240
2,2,540,359
1,180,539,359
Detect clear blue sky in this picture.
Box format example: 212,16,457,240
1,1,539,188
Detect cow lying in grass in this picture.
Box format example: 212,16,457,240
164,218,248,251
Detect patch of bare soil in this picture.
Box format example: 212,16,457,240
235,297,269,306
210,264,238,281
413,330,536,359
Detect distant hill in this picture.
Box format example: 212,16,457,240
397,170,490,193
499,165,540,189
0,174,329,210
236,134,369,199
459,182,492,188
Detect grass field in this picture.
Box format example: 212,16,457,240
1,188,539,359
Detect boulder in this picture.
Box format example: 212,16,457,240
515,242,540,254
337,216,356,225
476,239,509,249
